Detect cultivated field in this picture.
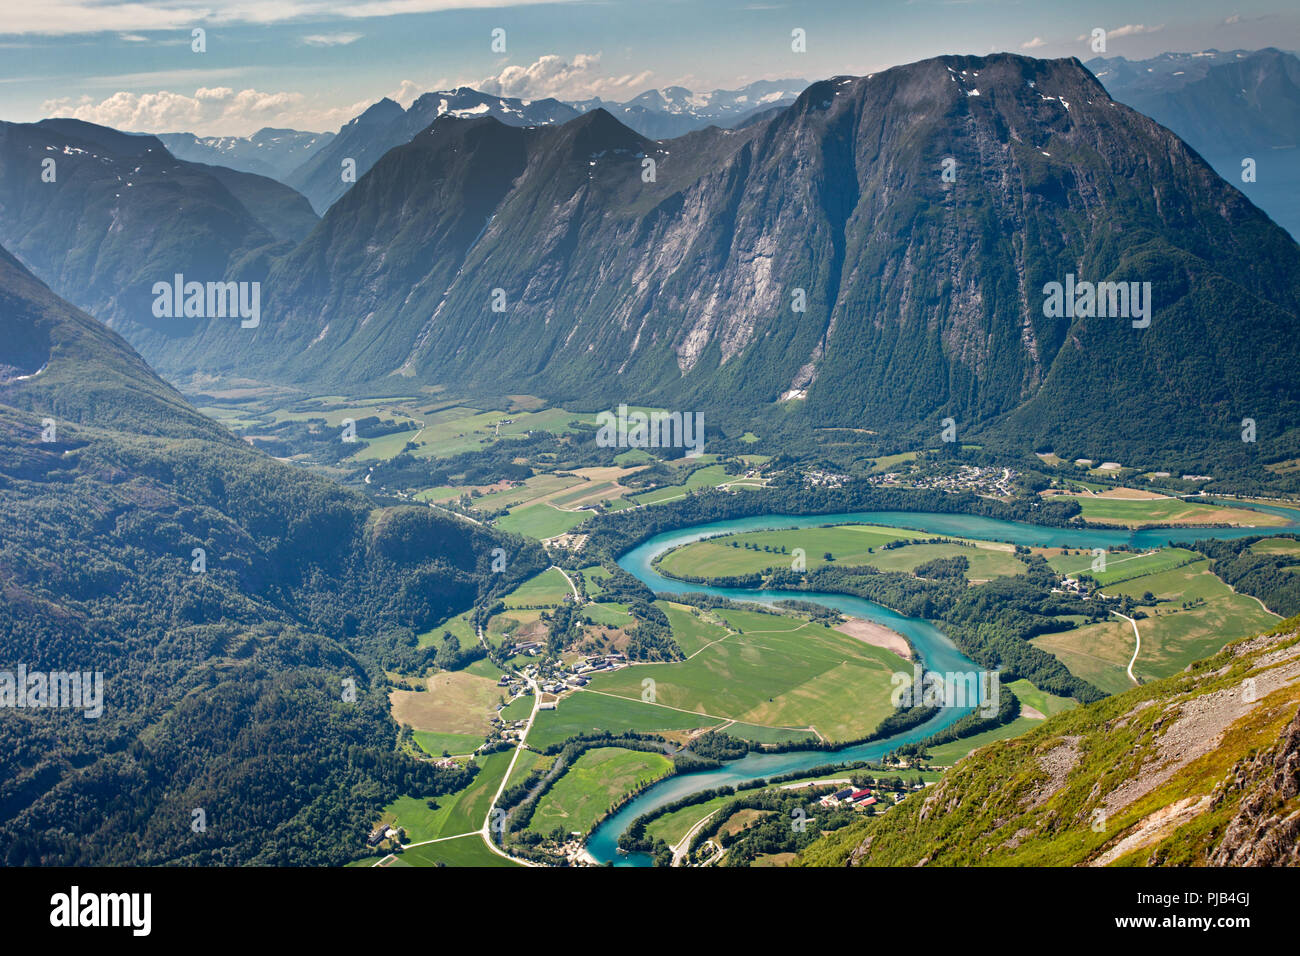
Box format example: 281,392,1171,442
528,747,674,836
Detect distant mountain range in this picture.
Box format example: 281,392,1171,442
276,79,806,213
157,127,335,182
570,79,806,140
1086,48,1300,239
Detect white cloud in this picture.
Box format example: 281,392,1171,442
1108,24,1163,38
479,53,653,101
0,1,586,36
301,33,362,46
37,86,337,136
1021,37,1047,50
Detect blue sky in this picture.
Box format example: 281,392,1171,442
1,1,1296,135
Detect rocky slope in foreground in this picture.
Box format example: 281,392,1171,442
797,617,1300,866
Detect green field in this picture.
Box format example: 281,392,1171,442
386,834,521,867
502,567,574,607
495,503,588,539
1047,547,1198,586
633,462,734,506
658,524,1027,583
644,793,734,847
1032,560,1279,693
1005,678,1077,717
656,524,920,577
378,749,515,845
413,731,483,756
527,690,715,751
660,602,729,656
581,601,634,629
1070,495,1287,527
528,747,674,837
500,695,533,722
585,607,909,742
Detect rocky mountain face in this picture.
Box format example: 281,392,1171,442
795,618,1300,867
158,127,335,182
158,53,1300,461
285,89,581,213
0,118,318,354
1087,48,1300,239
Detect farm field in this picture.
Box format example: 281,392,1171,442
1005,679,1077,718
413,731,483,756
495,503,588,540
386,834,520,867
1250,537,1300,559
1032,561,1279,693
389,670,504,739
1064,493,1288,527
585,608,909,742
925,716,1045,765
644,793,733,847
656,524,921,577
502,567,574,607
632,462,735,506
656,525,1024,582
1046,547,1199,586
527,689,714,751
377,749,516,846
528,747,674,837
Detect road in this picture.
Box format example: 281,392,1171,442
480,671,543,866
1113,610,1141,684
554,565,581,602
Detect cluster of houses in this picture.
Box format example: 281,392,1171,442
804,470,851,489
820,787,879,810
870,464,1018,497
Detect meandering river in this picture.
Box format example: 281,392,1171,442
584,505,1300,865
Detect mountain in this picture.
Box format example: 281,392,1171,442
571,78,808,139
1086,49,1300,239
285,89,581,213
285,82,807,214
157,127,335,182
797,617,1300,866
0,117,318,361
0,241,544,864
169,53,1300,463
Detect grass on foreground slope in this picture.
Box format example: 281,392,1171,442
797,616,1300,867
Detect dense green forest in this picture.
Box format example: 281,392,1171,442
0,248,546,864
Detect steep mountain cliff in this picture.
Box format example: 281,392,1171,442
165,53,1300,461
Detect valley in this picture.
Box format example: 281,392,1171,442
2,15,1299,889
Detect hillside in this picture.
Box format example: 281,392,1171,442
796,617,1300,867
0,118,316,359
166,53,1300,462
0,244,544,864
